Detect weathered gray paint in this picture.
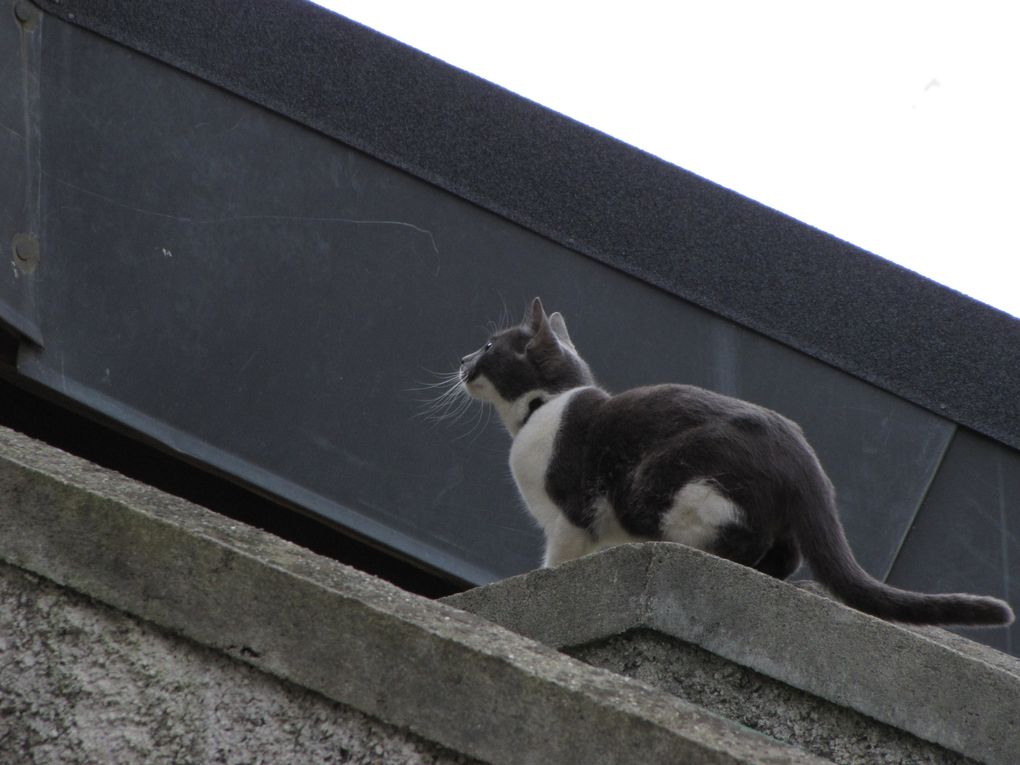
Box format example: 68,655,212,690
0,0,44,344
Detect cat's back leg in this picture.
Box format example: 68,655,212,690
614,433,748,548
658,479,750,554
542,514,595,567
614,425,783,566
753,537,801,579
701,520,772,568
703,526,801,578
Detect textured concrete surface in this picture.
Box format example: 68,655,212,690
0,561,474,765
569,629,972,765
0,424,823,765
446,543,1020,765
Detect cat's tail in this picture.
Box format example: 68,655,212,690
791,469,1014,627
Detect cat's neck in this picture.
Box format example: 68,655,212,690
497,387,594,437
495,392,547,437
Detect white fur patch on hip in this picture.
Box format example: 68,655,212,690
659,478,741,550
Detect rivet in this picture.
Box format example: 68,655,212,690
13,1,38,25
13,0,42,31
11,233,40,274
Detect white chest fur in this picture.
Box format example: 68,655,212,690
508,387,586,533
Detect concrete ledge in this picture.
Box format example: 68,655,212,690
0,560,474,764
0,425,824,765
445,543,1020,765
568,630,970,764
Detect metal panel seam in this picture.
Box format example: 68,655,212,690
881,424,958,582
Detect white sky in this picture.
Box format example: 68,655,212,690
314,1,1020,318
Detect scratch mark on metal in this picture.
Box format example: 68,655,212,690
239,350,259,374
0,119,23,140
41,171,442,274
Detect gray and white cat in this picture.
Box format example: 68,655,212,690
459,297,1014,627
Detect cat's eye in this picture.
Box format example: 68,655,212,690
484,342,493,351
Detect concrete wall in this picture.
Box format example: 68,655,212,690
568,630,968,764
0,561,472,765
3,421,1018,763
446,544,1020,765
0,424,821,765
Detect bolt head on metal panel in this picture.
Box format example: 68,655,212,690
12,233,39,274
13,1,40,28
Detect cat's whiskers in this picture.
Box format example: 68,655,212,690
411,367,476,428
498,296,511,332
408,375,463,391
452,395,493,443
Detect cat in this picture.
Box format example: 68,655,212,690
458,297,1014,627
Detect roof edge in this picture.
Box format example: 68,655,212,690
32,0,1020,451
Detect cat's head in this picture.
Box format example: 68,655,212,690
460,298,594,433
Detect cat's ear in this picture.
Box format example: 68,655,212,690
526,316,561,366
525,297,547,333
525,297,570,365
548,312,575,350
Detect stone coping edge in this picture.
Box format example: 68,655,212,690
444,542,1020,765
0,424,825,765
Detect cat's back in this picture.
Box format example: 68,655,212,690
598,383,751,426
592,383,799,446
